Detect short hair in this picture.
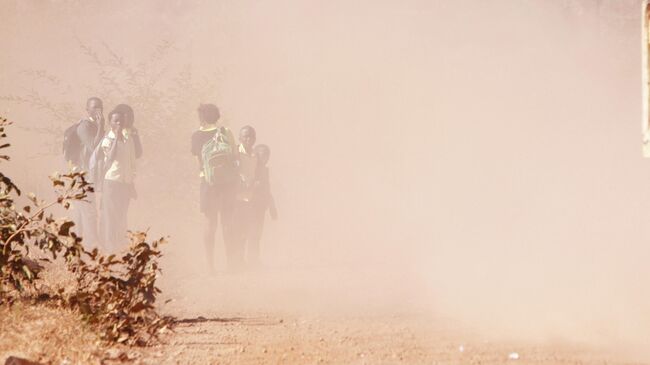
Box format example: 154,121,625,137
113,104,134,127
254,144,270,156
197,103,220,123
86,97,103,108
240,125,256,139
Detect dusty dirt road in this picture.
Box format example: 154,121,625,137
3,305,645,365
122,264,648,365
2,265,648,365
127,312,645,365
2,248,646,365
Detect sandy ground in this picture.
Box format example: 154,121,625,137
130,313,646,365
3,306,647,365
1,264,648,365
2,300,648,364
139,264,650,365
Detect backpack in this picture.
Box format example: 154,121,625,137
62,121,82,166
201,127,236,185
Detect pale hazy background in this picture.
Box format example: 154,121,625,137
1,0,648,359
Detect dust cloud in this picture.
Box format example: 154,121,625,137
1,0,648,359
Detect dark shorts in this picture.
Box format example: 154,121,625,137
200,180,235,221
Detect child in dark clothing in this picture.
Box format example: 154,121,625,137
231,127,277,269
247,144,277,266
230,126,257,270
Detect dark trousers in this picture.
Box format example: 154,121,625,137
201,182,237,270
101,180,133,253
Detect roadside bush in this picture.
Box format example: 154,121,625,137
68,232,172,345
0,116,173,346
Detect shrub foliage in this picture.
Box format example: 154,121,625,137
0,117,173,346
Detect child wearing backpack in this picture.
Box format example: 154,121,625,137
191,104,237,273
62,97,105,249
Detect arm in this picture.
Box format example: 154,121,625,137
131,129,143,159
268,193,278,220
266,170,277,220
196,156,202,173
92,114,105,147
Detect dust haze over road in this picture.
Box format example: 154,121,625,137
1,0,649,361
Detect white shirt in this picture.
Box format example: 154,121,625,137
101,129,136,184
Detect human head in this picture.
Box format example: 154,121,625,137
86,97,103,119
107,108,125,132
254,144,270,166
113,104,134,128
239,125,256,151
197,103,220,124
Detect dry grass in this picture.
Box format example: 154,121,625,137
0,303,105,364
